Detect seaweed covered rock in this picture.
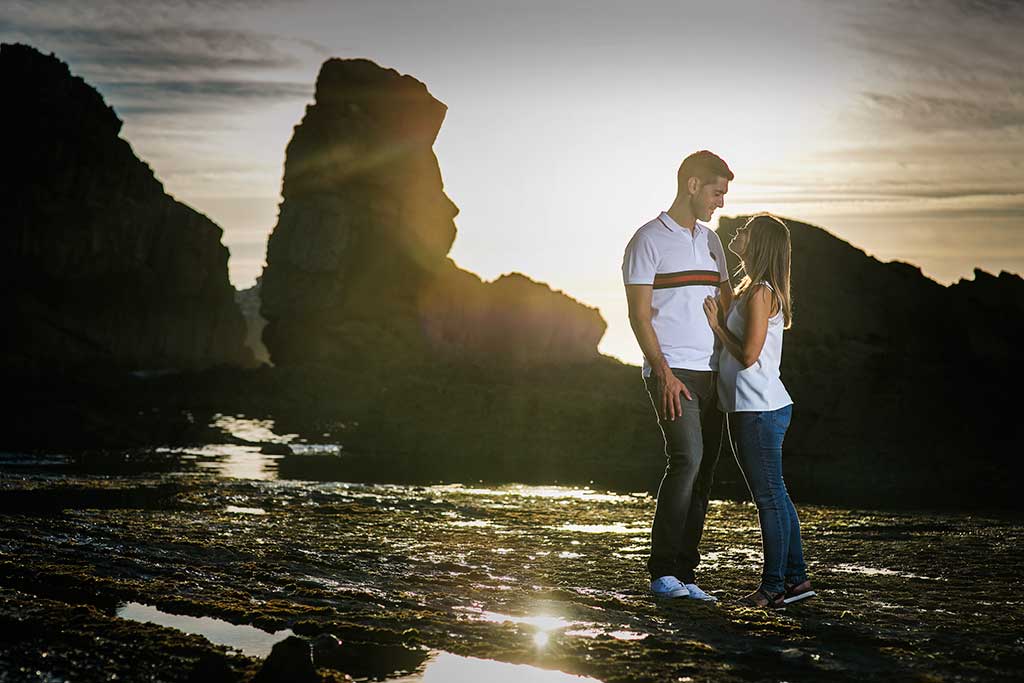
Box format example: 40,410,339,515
253,636,317,683
260,58,605,367
0,43,251,373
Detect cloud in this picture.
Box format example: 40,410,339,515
1,0,329,81
2,25,324,76
100,79,312,114
841,1,1024,131
2,5,324,119
862,92,1024,133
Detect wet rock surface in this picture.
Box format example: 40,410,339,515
1,462,1022,682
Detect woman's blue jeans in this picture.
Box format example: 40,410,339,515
730,404,807,593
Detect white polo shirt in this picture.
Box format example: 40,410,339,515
622,212,729,376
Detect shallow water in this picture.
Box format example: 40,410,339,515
2,422,1023,682
117,602,294,658
385,652,603,682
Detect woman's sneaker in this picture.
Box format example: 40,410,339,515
783,579,816,604
650,576,689,598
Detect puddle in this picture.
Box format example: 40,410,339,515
116,602,293,657
563,628,647,641
211,415,297,444
289,444,344,455
384,651,603,682
452,606,584,647
831,563,941,581
225,506,267,515
0,452,68,467
551,523,648,534
434,485,633,504
159,444,282,480
474,611,576,631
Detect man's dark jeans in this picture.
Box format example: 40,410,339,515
644,368,725,583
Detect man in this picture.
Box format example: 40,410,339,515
622,150,734,600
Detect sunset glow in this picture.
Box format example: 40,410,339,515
3,0,1020,364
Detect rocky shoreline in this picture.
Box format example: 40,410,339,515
2,463,1023,682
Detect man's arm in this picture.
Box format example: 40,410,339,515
626,284,692,421
711,231,734,318
718,280,734,320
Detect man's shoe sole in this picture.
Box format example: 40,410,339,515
783,590,816,604
651,588,689,598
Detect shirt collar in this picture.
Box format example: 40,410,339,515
658,212,704,235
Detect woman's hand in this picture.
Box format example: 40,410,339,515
703,296,720,331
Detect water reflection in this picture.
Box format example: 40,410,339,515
552,523,648,534
210,414,296,444
386,652,602,682
225,506,267,515
436,485,634,504
563,629,647,641
832,563,940,581
189,444,281,480
476,611,575,631
116,602,292,657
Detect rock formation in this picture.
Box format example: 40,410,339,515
0,43,251,373
260,58,605,367
715,215,1021,505
235,279,271,366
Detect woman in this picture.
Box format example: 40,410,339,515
702,214,815,608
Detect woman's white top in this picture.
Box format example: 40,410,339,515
717,282,793,413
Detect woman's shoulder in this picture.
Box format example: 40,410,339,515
747,282,775,301
745,282,780,317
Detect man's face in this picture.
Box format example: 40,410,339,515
689,176,729,222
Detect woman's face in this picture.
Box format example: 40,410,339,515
729,223,751,259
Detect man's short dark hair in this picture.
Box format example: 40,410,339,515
677,150,734,193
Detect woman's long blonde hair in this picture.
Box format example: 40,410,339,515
734,213,793,328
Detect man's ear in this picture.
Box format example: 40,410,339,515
687,176,702,196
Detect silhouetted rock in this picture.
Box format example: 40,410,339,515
260,58,605,367
419,262,605,365
186,650,238,683
949,268,1024,367
253,636,317,683
236,279,271,366
311,633,343,669
715,216,1022,506
0,43,251,373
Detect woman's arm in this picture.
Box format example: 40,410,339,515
703,285,774,369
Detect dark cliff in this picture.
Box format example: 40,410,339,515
715,216,1022,504
260,58,605,367
0,43,251,373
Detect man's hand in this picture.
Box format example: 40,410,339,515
702,296,721,331
655,369,692,421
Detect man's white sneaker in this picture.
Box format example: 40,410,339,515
684,583,719,601
650,576,689,598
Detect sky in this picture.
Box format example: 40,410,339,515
3,0,1022,364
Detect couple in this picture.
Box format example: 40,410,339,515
622,150,814,608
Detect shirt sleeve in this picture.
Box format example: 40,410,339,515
708,230,730,283
622,230,659,285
